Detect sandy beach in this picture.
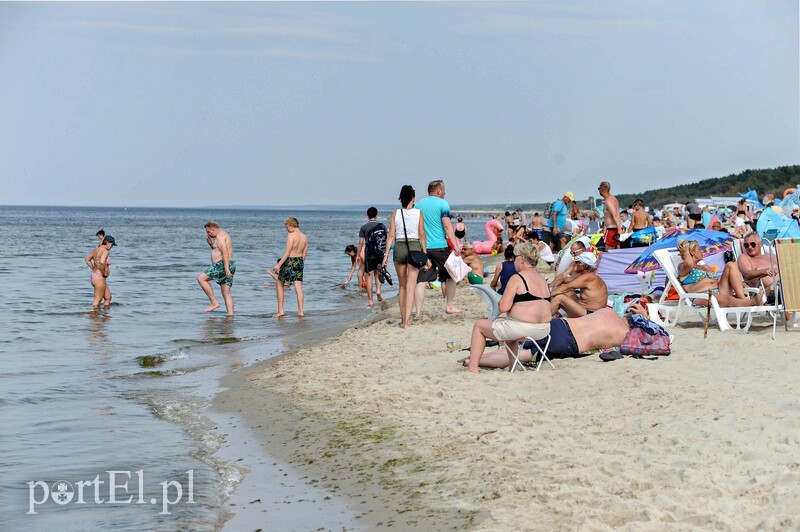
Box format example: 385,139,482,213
215,278,800,530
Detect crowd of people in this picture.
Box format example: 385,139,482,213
87,178,789,374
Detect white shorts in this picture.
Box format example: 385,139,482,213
491,317,550,341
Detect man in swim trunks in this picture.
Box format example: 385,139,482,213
598,181,621,250
460,243,484,285
273,216,308,317
550,250,608,317
197,221,235,316
458,308,631,369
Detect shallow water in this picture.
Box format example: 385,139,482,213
0,205,491,530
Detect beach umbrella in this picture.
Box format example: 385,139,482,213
624,228,734,274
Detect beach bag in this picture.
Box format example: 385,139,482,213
444,252,471,283
408,250,428,269
619,328,671,357
365,223,387,259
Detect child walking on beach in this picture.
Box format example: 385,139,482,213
273,217,308,317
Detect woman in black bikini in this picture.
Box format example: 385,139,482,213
465,242,551,374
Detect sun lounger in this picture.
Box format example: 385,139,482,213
646,248,778,335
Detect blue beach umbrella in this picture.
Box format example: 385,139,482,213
624,228,734,274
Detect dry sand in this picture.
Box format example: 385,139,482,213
215,280,800,530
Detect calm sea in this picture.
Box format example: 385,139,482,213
0,205,490,530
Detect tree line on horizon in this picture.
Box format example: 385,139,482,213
454,164,800,212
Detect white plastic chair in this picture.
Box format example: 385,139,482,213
504,336,554,373
470,284,501,319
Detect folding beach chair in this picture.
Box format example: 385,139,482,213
470,284,501,320
773,237,800,332
504,335,553,373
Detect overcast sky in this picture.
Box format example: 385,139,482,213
1,1,797,207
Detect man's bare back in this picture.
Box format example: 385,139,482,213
631,209,650,230
286,229,308,259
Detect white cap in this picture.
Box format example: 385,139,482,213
575,252,598,269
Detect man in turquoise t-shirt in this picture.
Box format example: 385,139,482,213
415,179,462,314
547,191,573,252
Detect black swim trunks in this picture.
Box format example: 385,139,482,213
523,318,579,356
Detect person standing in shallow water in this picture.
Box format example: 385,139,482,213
86,229,113,307
197,221,235,316
86,235,116,308
273,216,308,317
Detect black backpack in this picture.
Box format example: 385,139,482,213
365,223,387,259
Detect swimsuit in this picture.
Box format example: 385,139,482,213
604,227,620,247
497,261,516,295
278,257,304,283
467,271,483,285
454,228,466,239
512,273,551,303
523,318,579,356
680,268,719,294
204,260,236,286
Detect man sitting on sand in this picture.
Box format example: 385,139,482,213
459,308,632,370
549,249,608,317
461,243,485,285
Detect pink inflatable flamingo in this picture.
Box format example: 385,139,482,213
472,219,504,254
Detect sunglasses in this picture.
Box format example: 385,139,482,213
744,242,759,249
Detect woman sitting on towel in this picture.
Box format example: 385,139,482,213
677,239,762,308
465,242,551,374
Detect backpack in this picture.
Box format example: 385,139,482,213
365,223,387,259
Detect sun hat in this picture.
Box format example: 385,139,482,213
575,252,597,269
564,191,575,201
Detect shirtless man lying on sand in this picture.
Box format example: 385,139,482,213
459,308,630,371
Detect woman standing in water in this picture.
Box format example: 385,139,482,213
85,235,116,308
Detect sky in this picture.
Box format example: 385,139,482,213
0,1,797,208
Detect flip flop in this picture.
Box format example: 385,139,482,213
599,350,623,362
